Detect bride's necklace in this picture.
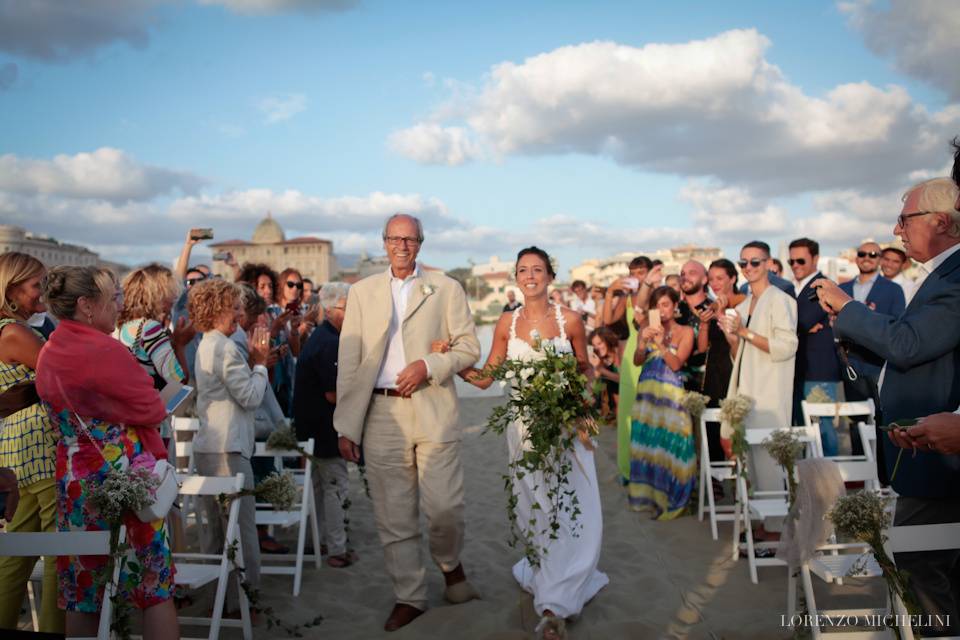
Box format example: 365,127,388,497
521,303,553,326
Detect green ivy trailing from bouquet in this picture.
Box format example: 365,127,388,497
484,331,599,568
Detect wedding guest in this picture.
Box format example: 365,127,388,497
238,263,278,307
115,264,195,438
881,247,916,303
664,274,681,294
723,241,798,495
550,289,566,307
788,238,842,454
0,252,63,633
589,286,606,327
503,289,522,312
271,267,304,415
589,327,620,418
677,260,709,391
301,278,315,305
294,282,358,568
604,256,656,482
815,177,960,637
838,241,905,439
570,280,597,329
695,259,745,465
36,265,178,640
190,278,270,613
770,258,784,278
629,286,695,519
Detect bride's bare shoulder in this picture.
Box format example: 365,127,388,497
492,312,513,339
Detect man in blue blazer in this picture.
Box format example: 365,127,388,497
814,177,960,637
788,238,843,452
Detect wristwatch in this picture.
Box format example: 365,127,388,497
746,330,756,342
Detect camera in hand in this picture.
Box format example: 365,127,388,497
190,228,214,241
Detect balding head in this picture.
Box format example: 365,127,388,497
679,260,707,296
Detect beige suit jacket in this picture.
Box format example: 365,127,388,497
333,268,481,444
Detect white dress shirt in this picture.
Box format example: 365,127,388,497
375,264,425,388
795,272,819,296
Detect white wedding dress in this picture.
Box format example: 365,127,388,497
505,306,608,618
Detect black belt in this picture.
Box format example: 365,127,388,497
372,388,407,398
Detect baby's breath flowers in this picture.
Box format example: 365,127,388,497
762,430,805,508
720,394,753,479
680,391,710,425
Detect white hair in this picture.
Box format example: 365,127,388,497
318,281,350,310
903,177,960,238
382,213,424,243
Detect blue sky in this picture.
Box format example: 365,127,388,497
1,0,958,277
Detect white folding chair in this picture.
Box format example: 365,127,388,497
734,425,821,584
174,473,253,640
857,423,895,497
887,522,960,640
0,528,126,640
173,416,201,435
252,438,321,596
696,408,738,540
802,399,876,460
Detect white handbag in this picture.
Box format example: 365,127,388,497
74,413,180,523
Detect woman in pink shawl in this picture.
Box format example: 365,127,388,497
35,266,179,640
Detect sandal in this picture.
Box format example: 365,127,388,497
535,613,567,640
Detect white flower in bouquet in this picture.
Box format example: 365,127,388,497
520,367,535,380
549,337,573,354
504,369,516,379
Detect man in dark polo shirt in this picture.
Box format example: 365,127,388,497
294,281,357,568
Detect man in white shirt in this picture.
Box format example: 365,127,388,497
334,214,481,632
851,242,884,304
568,280,596,328
881,246,916,303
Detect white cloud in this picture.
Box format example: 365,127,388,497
257,93,308,124
198,0,357,15
0,148,204,202
0,0,156,61
388,124,482,166
392,29,960,196
840,0,960,99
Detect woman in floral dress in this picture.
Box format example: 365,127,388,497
35,265,179,640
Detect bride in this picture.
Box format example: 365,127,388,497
453,246,608,639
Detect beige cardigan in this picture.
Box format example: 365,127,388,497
194,329,269,458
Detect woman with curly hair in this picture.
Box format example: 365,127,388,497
189,278,271,611
35,265,178,639
0,252,63,633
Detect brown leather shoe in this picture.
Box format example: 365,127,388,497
442,564,480,603
384,603,425,632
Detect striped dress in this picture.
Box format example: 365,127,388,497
0,318,57,488
628,344,695,520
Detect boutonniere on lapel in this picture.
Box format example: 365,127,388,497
421,284,436,297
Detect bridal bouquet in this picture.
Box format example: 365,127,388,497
484,330,599,567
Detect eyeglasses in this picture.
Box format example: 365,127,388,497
185,277,205,287
286,281,304,290
737,258,765,269
857,251,881,259
385,235,421,246
896,210,938,228
331,305,346,311
787,258,806,266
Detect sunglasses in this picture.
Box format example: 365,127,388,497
185,277,205,286
737,258,766,269
787,258,806,266
286,281,304,290
857,251,880,259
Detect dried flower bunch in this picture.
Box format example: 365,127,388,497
88,467,159,525
762,429,805,507
680,391,709,424
720,394,753,479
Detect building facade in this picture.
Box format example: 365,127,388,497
0,225,100,268
209,214,337,284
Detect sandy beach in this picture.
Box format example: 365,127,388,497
181,392,878,640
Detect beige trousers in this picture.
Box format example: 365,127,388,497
363,395,465,609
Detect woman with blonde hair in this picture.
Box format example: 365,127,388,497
116,264,195,439
190,278,270,612
35,265,179,639
0,252,64,633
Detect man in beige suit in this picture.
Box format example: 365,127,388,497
334,213,482,632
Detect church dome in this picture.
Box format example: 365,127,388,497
252,213,285,244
